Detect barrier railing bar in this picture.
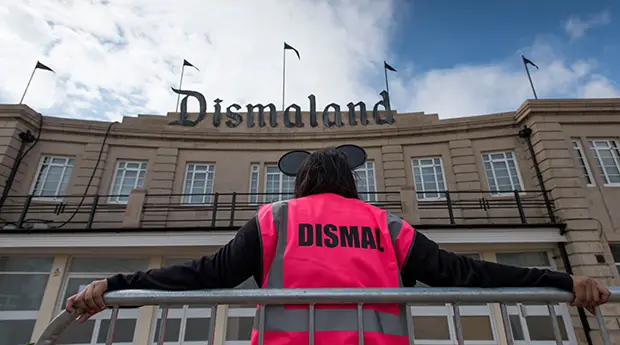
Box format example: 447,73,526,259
547,303,563,345
157,306,168,345
35,287,618,345
104,306,119,345
452,303,464,345
356,303,364,345
499,303,515,345
309,304,315,345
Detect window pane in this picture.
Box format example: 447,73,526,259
57,319,96,344
97,319,137,343
509,315,525,340
185,317,213,341
69,258,148,273
61,277,103,304
462,316,494,340
412,316,450,340
153,318,181,342
226,317,254,341
0,319,36,345
526,316,568,340
0,256,53,272
0,274,49,310
496,252,550,267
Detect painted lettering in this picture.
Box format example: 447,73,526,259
297,223,384,252
169,88,396,128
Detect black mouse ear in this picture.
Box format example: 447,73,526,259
336,144,367,170
278,150,311,176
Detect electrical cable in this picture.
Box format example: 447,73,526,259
55,121,118,229
14,113,43,169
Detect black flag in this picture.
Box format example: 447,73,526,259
183,59,199,71
384,61,397,72
284,42,300,60
35,61,55,73
521,55,538,70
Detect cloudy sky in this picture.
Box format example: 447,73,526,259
0,0,618,121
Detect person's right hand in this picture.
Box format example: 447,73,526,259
65,279,109,323
571,275,611,314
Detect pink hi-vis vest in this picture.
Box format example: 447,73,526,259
250,193,416,345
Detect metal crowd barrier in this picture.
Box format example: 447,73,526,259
35,287,620,345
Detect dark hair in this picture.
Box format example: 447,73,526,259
294,148,360,199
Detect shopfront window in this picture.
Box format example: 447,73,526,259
151,258,214,345
411,253,498,344
496,251,576,345
56,258,148,345
0,256,53,345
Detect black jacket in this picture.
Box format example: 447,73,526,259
107,217,573,292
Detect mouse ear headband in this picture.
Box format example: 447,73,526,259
277,144,367,177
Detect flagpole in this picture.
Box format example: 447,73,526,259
19,66,37,104
175,64,186,112
384,65,390,99
282,47,287,111
523,60,538,100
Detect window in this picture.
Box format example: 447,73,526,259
496,252,576,344
152,258,214,345
610,244,620,275
109,161,147,203
572,140,594,186
225,278,258,345
588,140,620,185
354,161,377,203
411,253,498,344
57,258,148,345
482,151,523,196
182,164,216,204
0,256,53,345
30,156,74,199
249,165,260,204
412,157,446,200
264,165,294,203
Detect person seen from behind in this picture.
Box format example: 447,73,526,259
68,145,611,345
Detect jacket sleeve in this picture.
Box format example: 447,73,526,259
401,231,574,291
106,217,263,291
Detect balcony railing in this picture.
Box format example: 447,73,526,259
35,287,618,345
0,189,556,231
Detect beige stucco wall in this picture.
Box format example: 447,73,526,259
1,98,620,344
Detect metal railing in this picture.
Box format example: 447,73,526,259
35,287,619,345
1,189,554,230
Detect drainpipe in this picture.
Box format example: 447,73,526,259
0,130,36,210
518,125,594,345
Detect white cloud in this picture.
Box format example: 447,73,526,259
0,1,618,122
563,10,611,39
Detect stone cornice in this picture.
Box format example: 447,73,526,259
3,98,618,143
515,98,620,123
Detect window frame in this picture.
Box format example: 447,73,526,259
263,164,295,203
248,164,260,205
481,151,525,197
411,156,447,201
588,139,620,187
181,163,217,205
571,139,595,187
0,256,53,345
29,156,75,201
410,253,500,345
354,160,378,203
108,160,148,204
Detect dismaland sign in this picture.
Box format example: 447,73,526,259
169,88,395,128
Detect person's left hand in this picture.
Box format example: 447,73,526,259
571,276,611,314
65,279,109,323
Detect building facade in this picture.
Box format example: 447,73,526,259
1,98,620,345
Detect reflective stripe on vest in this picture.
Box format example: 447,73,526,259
253,200,414,336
